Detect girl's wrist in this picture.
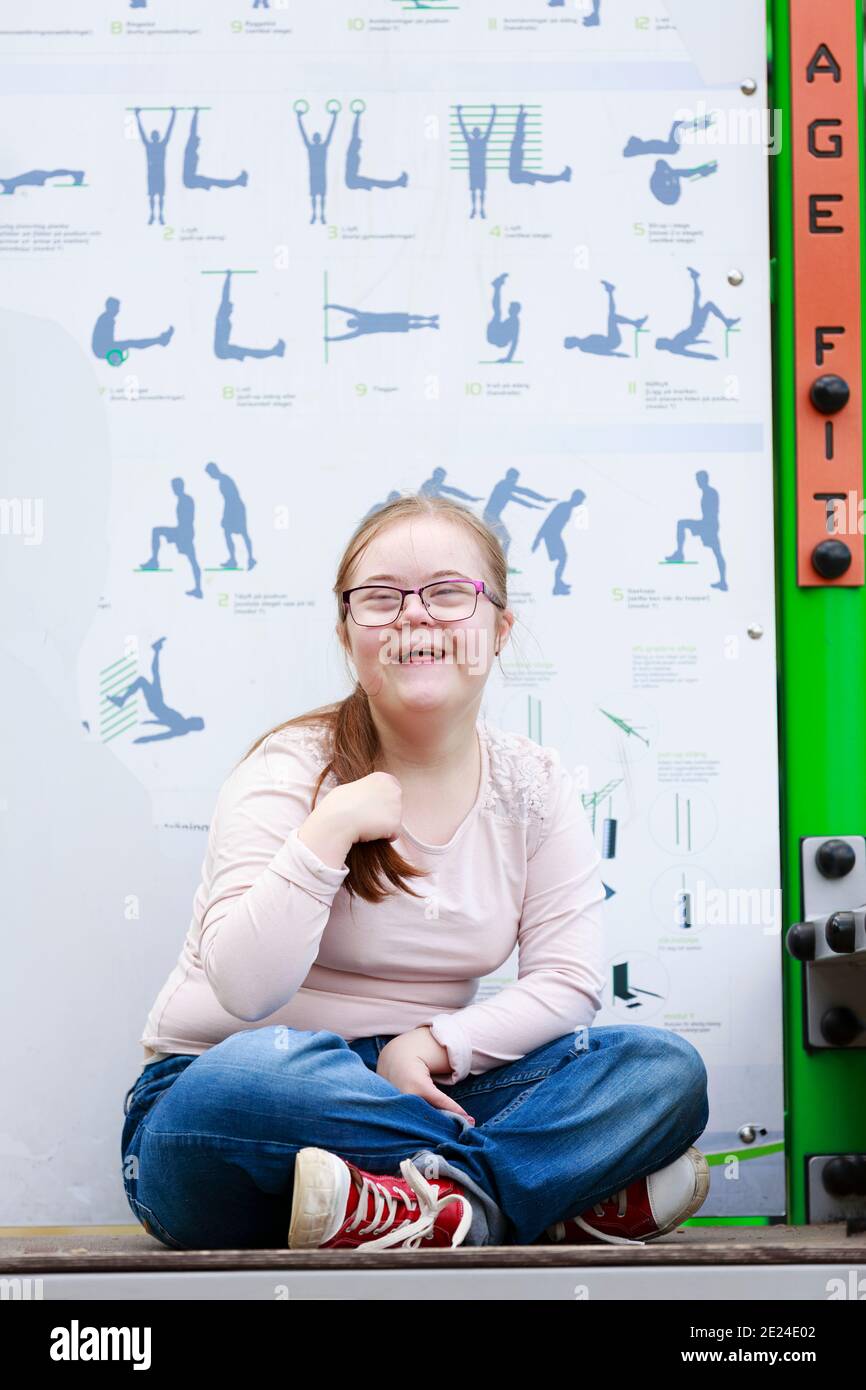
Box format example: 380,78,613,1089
416,1025,452,1077
296,805,354,870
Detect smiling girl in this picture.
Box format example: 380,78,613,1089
120,493,710,1252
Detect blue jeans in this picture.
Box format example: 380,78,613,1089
120,1023,709,1247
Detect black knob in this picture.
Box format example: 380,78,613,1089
810,375,850,414
812,539,852,579
820,1006,863,1046
816,838,856,878
786,920,816,960
826,911,856,953
851,1157,866,1196
822,1156,866,1198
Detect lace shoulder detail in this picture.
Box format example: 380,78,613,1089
281,720,332,761
480,723,557,826
264,719,337,787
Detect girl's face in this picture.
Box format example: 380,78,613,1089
339,517,512,722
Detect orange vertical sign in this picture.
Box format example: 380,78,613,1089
789,0,864,585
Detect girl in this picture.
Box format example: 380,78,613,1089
120,493,710,1251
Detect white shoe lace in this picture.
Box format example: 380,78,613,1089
346,1157,468,1250
549,1188,649,1247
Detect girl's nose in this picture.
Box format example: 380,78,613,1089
400,592,429,621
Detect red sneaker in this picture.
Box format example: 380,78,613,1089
542,1146,710,1246
288,1146,474,1250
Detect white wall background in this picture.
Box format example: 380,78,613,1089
0,0,783,1222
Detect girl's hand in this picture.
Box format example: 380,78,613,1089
298,770,403,869
376,1028,475,1126
319,770,404,846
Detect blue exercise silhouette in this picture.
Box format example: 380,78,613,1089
139,478,203,599
530,490,587,596
134,107,176,225
205,461,256,571
324,302,439,341
0,168,84,195
105,637,205,743
456,104,496,219
483,469,554,559
655,266,740,360
297,106,338,223
486,274,522,363
549,0,600,22
345,108,408,190
564,279,647,357
623,115,718,206
623,114,714,158
509,105,571,185
419,467,483,503
647,156,717,206
214,271,285,361
663,469,728,591
183,109,248,191
91,296,173,360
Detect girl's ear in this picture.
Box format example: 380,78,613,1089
494,617,512,657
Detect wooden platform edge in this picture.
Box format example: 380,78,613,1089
3,1242,866,1273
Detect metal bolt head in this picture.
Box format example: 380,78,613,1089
815,838,856,880
747,623,763,639
810,374,850,415
812,538,852,579
727,268,744,286
740,77,758,95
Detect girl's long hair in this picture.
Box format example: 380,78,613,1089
232,492,511,903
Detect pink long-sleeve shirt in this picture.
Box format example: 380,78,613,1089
138,715,607,1083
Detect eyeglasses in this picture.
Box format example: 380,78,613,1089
342,578,505,628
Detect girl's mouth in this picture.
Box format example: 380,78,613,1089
399,649,446,664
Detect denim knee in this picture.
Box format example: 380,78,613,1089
628,1025,708,1113
667,1029,708,1093
657,1027,709,1125
151,1026,358,1132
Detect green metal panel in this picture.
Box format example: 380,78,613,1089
769,0,866,1225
